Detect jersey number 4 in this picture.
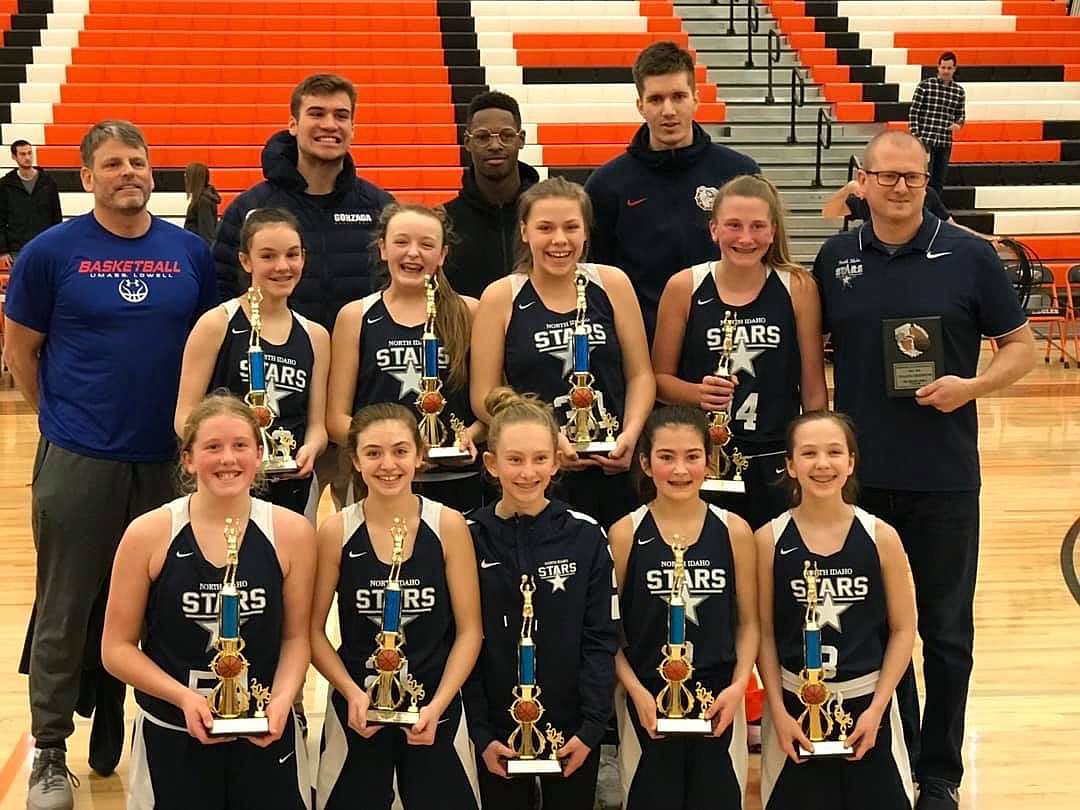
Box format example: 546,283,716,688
735,393,758,431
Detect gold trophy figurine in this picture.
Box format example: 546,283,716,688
701,309,748,493
796,560,852,757
208,517,271,736
507,576,563,774
244,285,299,476
365,518,425,725
415,274,470,461
655,537,715,734
553,270,618,454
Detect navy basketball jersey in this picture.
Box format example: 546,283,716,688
209,299,315,448
678,262,801,448
352,292,473,424
335,497,455,693
504,263,627,424
770,508,886,681
620,504,738,688
137,496,284,726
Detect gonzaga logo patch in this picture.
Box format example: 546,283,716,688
694,185,718,212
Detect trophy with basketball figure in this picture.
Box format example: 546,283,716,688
796,560,854,757
554,270,618,454
506,576,564,774
365,517,426,725
244,285,299,476
415,273,470,461
702,309,748,493
654,538,716,734
207,517,271,736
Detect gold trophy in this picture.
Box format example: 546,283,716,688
415,274,469,461
701,309,748,493
244,285,299,476
365,517,426,725
553,270,618,454
507,576,563,775
796,560,853,757
655,538,715,734
208,517,271,735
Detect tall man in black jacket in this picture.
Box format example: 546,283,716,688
213,73,394,331
443,91,539,298
0,140,62,265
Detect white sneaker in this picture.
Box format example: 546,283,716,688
26,748,78,810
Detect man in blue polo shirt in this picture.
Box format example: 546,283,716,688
812,130,1034,810
3,121,216,810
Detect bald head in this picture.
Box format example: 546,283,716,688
863,130,928,170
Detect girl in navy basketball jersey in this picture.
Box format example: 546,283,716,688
470,176,655,527
311,403,482,810
464,387,619,810
176,208,330,522
608,406,758,810
756,411,915,810
652,175,827,530
102,393,317,810
327,203,483,513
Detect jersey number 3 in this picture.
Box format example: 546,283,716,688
735,393,758,431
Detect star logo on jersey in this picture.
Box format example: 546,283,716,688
194,616,252,652
538,559,577,593
390,357,424,399
550,342,576,377
815,591,851,632
728,334,765,377
265,378,289,415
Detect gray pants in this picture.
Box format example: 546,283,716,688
29,438,175,743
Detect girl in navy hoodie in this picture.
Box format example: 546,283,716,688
464,387,619,810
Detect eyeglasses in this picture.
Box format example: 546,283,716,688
465,127,522,147
865,170,929,188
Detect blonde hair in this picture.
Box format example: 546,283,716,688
513,176,594,274
343,403,424,500
374,203,471,392
711,174,810,281
484,386,560,452
177,392,265,494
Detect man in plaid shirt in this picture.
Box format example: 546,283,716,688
909,51,965,192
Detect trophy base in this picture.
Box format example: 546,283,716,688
655,717,713,735
799,740,853,758
573,440,617,455
426,446,472,461
262,460,300,478
209,716,270,737
366,708,421,726
507,758,563,776
700,478,746,494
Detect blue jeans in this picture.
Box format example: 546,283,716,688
928,144,953,192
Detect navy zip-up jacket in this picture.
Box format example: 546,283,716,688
585,122,759,341
463,500,619,753
212,131,394,331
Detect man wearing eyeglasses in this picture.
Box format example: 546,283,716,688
443,91,539,298
812,130,1034,810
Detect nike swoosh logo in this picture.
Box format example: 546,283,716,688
626,197,647,208
349,550,368,559
775,465,786,475
926,251,952,259
176,550,194,558
366,316,384,324
480,560,501,569
696,297,715,306
517,302,536,310
779,547,798,556
637,537,655,546
279,751,295,764
231,328,248,335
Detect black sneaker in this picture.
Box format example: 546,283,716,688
916,780,959,810
88,681,125,777
27,748,79,810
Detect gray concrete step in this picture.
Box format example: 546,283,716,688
700,51,800,68
722,102,830,123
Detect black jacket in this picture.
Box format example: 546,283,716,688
212,131,394,331
463,501,618,752
442,162,540,298
184,185,221,245
0,167,62,254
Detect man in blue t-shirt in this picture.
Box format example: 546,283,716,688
3,120,216,809
812,131,1033,810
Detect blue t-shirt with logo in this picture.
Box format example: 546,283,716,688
4,214,216,462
